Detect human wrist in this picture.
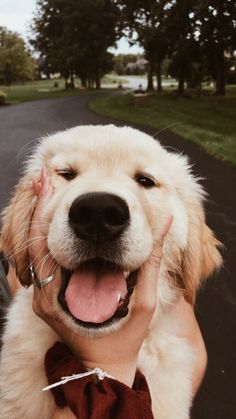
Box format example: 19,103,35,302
82,360,137,387
45,343,153,419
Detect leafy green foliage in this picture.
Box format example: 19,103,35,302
0,27,35,85
118,0,172,91
32,0,119,88
195,0,236,95
117,0,236,95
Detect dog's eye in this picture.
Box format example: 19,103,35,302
57,170,77,181
135,175,156,188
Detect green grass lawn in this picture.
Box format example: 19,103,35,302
0,76,120,105
0,79,79,104
89,87,236,167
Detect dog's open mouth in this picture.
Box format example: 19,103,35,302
58,259,137,329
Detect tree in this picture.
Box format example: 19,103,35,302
32,0,119,89
117,0,236,95
165,0,200,95
118,0,171,92
0,27,35,85
168,39,205,92
113,54,139,75
195,0,236,95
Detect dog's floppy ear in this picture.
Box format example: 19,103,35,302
167,152,222,304
180,202,222,304
0,175,35,287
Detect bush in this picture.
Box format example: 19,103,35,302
0,90,7,104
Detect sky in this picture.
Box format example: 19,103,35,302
0,0,143,55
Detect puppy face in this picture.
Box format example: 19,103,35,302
1,125,222,333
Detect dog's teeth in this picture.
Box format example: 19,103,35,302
117,293,122,303
124,271,130,279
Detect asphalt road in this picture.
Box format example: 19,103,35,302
0,94,236,419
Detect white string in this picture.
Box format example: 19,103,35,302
42,368,114,392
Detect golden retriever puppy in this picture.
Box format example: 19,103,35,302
0,125,221,419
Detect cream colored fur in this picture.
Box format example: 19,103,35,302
0,125,222,419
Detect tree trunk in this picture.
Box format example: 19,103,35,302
81,76,87,88
177,76,185,95
215,0,225,96
70,72,75,89
215,50,225,96
95,68,101,90
147,60,154,91
64,78,68,89
177,63,185,95
156,60,162,93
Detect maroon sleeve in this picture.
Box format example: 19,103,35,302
45,342,154,419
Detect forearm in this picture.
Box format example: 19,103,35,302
46,342,154,419
191,325,208,397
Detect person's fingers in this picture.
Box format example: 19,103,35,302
29,168,53,252
31,264,62,322
29,168,61,320
30,168,54,274
125,216,173,336
33,178,40,196
32,167,53,222
159,215,173,241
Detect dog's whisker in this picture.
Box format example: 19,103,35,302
7,221,48,238
40,254,57,278
30,243,48,272
8,224,49,243
19,240,49,280
6,237,48,261
153,121,182,139
14,236,48,250
16,137,41,161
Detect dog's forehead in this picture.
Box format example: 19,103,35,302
40,125,164,171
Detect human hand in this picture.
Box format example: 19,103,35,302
29,168,63,324
29,168,172,387
29,170,206,396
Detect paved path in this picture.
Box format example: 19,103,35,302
0,94,120,210
0,94,236,419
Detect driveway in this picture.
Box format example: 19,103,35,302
0,93,236,419
0,94,120,210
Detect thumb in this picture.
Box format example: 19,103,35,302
31,168,53,230
33,168,52,216
129,216,173,320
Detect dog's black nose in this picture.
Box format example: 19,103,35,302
69,192,130,244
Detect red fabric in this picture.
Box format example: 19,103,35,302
45,342,154,419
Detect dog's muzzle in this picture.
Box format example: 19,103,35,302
68,192,130,245
57,193,136,329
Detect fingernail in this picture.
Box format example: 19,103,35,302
160,215,173,239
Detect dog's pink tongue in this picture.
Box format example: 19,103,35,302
65,270,127,323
